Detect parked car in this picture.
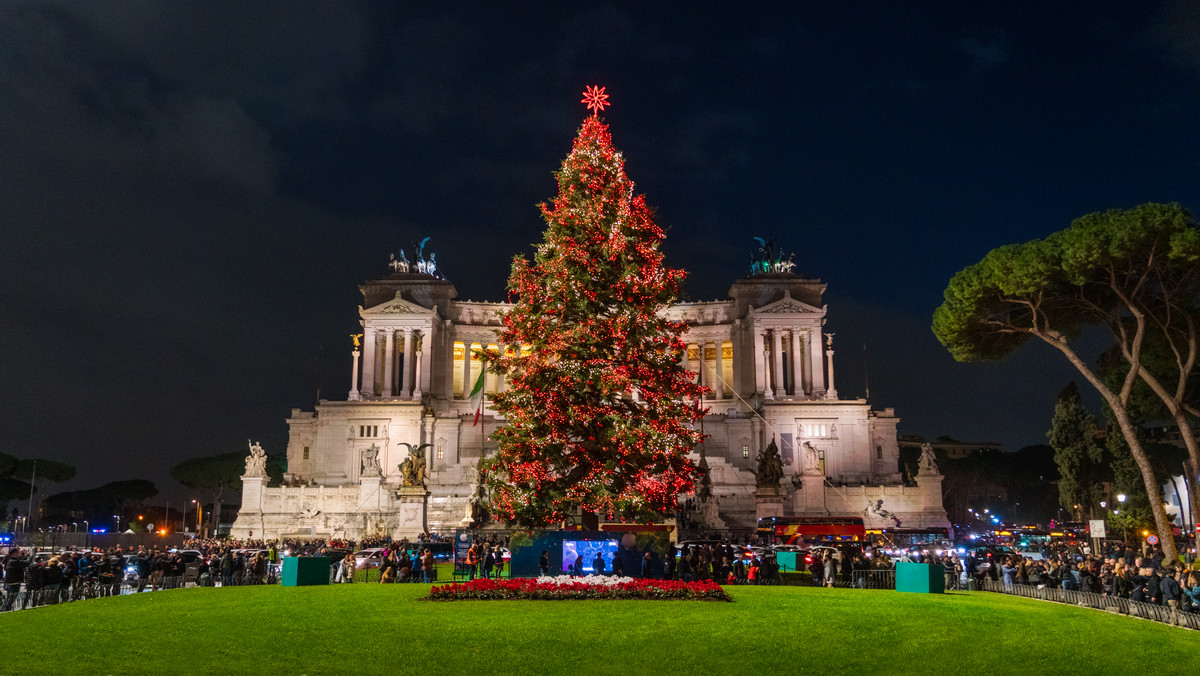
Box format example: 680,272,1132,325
802,546,841,566
1016,546,1045,561
124,554,140,582
970,545,1017,573
421,542,454,561
318,547,353,562
354,548,388,570
168,549,204,564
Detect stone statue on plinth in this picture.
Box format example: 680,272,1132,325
361,443,382,477
755,438,784,488
802,441,822,476
918,442,940,475
696,451,713,501
244,440,267,477
397,442,430,487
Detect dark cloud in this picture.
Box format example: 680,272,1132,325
959,32,1010,69
1155,0,1200,75
2,2,1200,503
0,3,278,192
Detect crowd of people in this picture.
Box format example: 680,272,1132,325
7,530,1199,620
329,535,456,583
987,541,1200,612
541,542,895,587
457,537,511,580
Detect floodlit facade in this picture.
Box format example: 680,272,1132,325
231,255,950,540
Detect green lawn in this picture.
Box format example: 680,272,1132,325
3,584,1195,674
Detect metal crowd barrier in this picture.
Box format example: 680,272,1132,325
982,579,1200,631
0,571,280,614
776,568,898,589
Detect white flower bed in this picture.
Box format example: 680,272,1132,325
535,574,635,586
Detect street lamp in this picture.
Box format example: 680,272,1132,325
1117,494,1126,504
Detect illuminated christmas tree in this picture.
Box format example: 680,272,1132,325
484,86,707,527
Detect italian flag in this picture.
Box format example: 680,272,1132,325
469,364,486,427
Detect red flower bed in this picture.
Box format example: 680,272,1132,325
427,577,731,601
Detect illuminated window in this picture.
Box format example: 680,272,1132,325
742,445,750,459
437,446,444,460
803,424,830,438
303,446,310,460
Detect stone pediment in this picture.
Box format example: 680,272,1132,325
360,292,438,317
752,291,825,316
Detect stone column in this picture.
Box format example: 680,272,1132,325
690,342,701,386
413,350,423,398
789,330,802,397
771,329,784,400
444,322,455,399
752,325,767,397
462,338,474,400
713,341,725,400
800,331,811,395
825,345,838,400
383,330,396,397
361,330,377,398
349,349,362,401
808,328,826,395
402,328,415,398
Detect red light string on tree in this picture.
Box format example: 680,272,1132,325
481,89,708,526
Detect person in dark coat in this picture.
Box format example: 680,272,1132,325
482,547,495,579
136,549,154,592
24,559,45,608
677,554,691,582
1143,568,1162,605
1161,569,1182,611
3,551,27,611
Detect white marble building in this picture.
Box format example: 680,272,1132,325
230,254,950,540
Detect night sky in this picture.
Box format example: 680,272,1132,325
4,2,1200,502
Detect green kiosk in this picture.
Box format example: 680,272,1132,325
282,557,331,586
895,562,945,594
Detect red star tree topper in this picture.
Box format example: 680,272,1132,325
483,108,708,527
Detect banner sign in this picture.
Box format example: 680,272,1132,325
454,529,473,563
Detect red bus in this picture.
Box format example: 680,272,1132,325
757,516,867,544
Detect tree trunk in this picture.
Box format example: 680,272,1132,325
1134,369,1200,536
1108,405,1178,561
1041,334,1179,561
208,486,224,538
